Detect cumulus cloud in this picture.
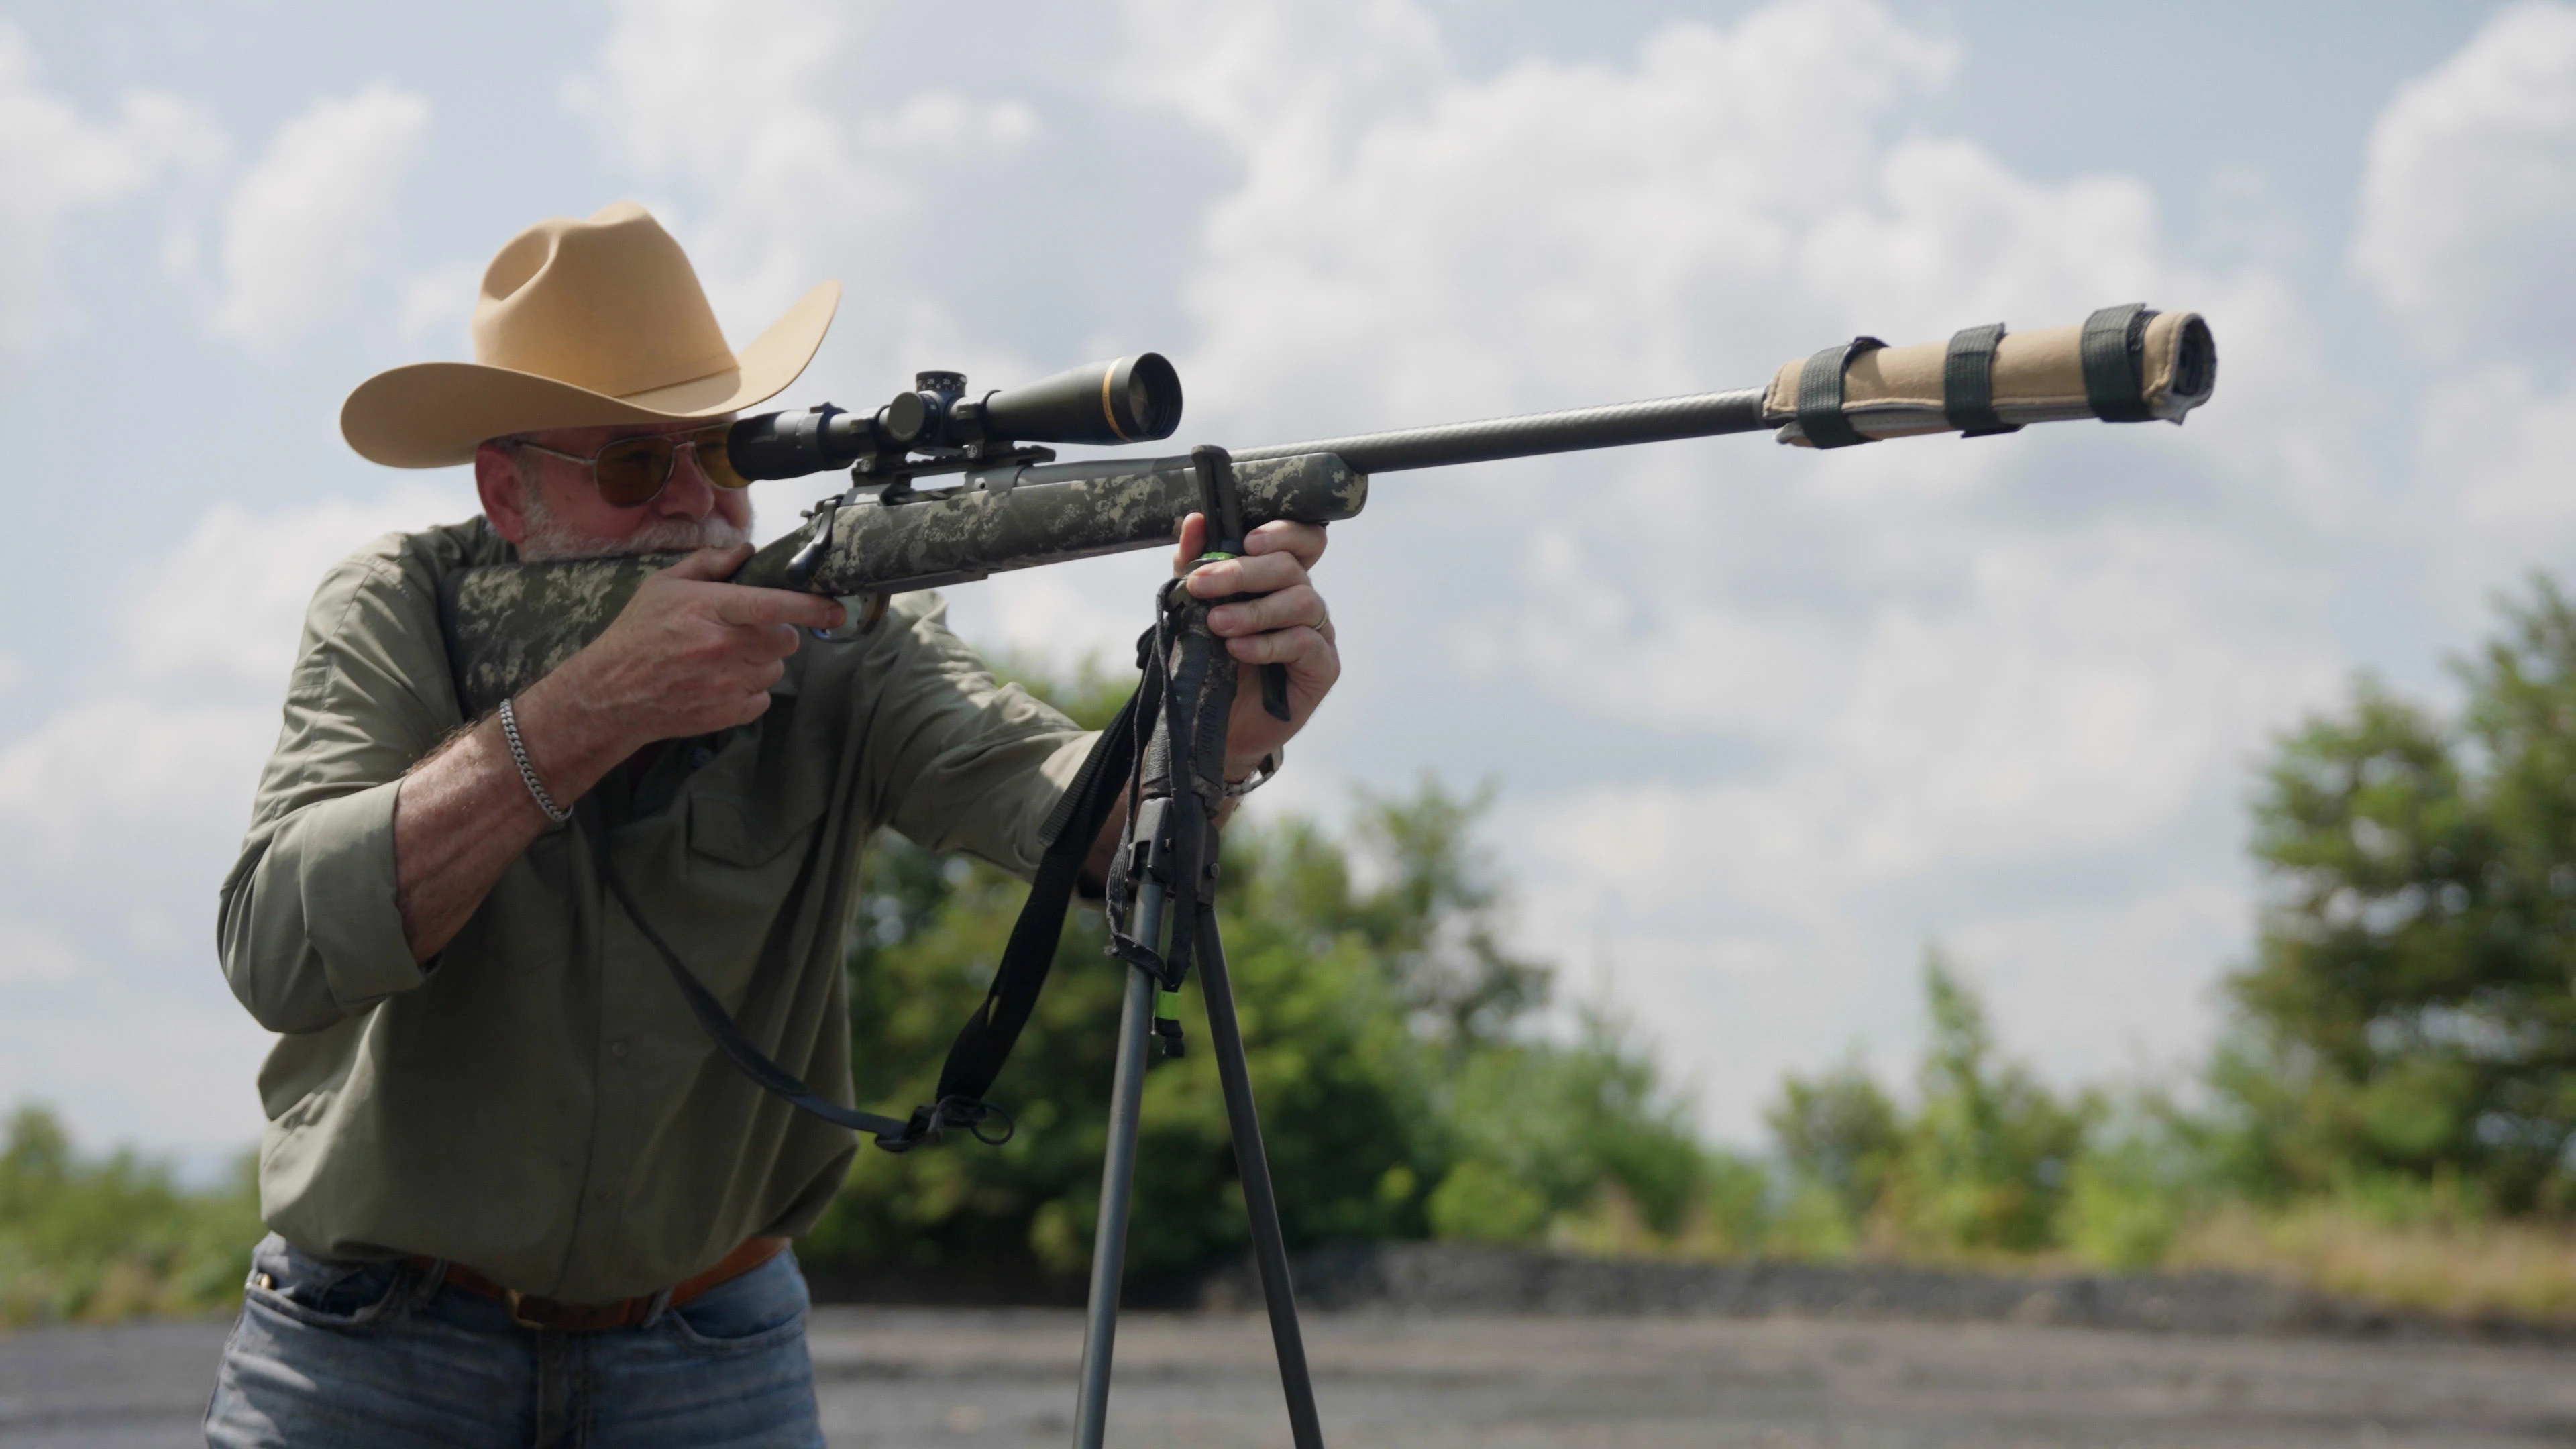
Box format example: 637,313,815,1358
209,83,431,354
16,0,2544,1155
2347,3,2576,641
1101,0,2351,1129
0,480,473,1144
126,484,470,687
0,21,221,366
564,0,1034,334
2349,1,2576,362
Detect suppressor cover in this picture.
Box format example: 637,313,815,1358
1762,309,2215,444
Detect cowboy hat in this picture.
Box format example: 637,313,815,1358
341,201,839,468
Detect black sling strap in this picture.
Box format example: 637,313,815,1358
1794,335,1886,449
1941,322,2021,437
2080,303,2158,423
586,680,1150,1153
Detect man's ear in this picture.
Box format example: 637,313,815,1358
474,442,531,545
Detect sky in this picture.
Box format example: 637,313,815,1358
1,0,2570,1161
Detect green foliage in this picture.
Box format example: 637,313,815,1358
808,656,1723,1284
1761,956,2100,1260
1766,1052,1900,1230
1882,954,2098,1254
2059,1094,2219,1269
0,1104,262,1324
2228,577,2576,1212
1432,1007,1711,1242
812,775,1574,1283
1344,780,1552,1054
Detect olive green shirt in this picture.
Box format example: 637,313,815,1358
217,517,1092,1302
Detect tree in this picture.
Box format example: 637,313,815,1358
1766,1052,1901,1230
2229,578,2576,1211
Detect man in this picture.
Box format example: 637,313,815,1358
205,202,1338,1447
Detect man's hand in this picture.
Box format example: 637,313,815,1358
392,546,843,962
535,545,847,755
1172,515,1338,780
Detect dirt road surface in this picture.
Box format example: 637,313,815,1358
4,1306,2571,1447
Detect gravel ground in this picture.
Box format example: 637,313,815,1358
6,1305,2575,1448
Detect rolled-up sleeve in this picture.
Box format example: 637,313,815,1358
848,593,1098,879
219,541,462,1034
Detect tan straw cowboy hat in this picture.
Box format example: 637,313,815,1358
341,201,839,468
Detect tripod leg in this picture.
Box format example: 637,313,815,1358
1195,912,1327,1449
1072,886,1164,1449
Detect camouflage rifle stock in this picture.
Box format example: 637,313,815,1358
441,303,2215,716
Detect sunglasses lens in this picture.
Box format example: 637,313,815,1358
594,438,672,506
692,423,749,490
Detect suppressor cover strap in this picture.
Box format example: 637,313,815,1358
1795,337,1887,450
2080,303,2157,423
1941,323,2021,438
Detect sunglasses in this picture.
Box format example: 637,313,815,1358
512,423,749,507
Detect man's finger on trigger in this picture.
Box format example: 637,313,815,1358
712,586,844,630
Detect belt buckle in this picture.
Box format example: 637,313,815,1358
503,1287,551,1332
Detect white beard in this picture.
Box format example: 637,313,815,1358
515,492,755,561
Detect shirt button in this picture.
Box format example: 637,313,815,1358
610,1040,629,1061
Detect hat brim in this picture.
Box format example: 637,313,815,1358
340,280,841,468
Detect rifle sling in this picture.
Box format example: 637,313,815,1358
583,686,1146,1152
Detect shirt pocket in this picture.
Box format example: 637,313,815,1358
685,791,826,869
681,718,832,869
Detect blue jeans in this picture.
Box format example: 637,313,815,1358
204,1234,823,1448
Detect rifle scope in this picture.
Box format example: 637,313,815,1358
723,353,1182,482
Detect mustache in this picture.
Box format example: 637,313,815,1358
515,503,755,563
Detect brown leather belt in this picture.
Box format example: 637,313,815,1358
407,1235,789,1332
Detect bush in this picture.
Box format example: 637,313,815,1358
0,1104,262,1324
806,693,1730,1285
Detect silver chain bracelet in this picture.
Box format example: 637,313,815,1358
497,696,573,824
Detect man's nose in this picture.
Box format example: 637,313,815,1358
656,445,718,520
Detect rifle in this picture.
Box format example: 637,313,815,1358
442,304,2215,717
440,303,2214,1449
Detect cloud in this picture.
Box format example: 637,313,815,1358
2349,1,2576,362
564,0,1107,393
9,0,2525,1156
2345,3,2576,646
209,83,431,354
1102,0,2358,1134
0,698,274,843
0,479,474,1147
125,482,471,688
0,21,221,367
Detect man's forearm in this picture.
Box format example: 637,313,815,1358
392,672,637,961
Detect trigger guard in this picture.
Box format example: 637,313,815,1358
808,593,888,643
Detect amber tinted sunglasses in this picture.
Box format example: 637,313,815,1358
512,423,749,507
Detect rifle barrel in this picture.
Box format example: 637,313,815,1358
1229,386,1768,474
